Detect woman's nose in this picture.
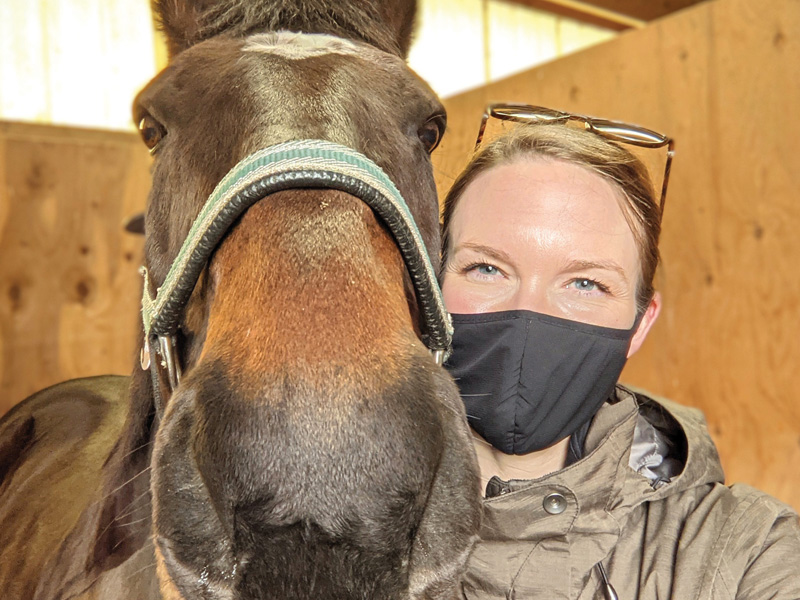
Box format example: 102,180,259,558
505,284,551,315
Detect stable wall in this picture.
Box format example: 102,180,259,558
0,122,147,410
433,0,800,508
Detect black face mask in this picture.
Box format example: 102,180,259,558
444,310,640,455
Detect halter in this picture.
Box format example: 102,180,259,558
139,139,453,404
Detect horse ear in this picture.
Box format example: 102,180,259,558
377,0,417,59
124,212,145,235
152,0,218,58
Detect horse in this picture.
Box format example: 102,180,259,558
0,1,482,598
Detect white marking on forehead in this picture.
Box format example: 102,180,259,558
243,31,392,63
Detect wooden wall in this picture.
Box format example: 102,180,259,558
433,0,800,508
0,122,148,412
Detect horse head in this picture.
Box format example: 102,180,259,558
92,2,481,599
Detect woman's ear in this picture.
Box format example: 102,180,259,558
627,291,662,358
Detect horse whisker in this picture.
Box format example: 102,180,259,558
115,515,150,528
123,560,159,583
94,488,153,542
119,440,154,461
103,466,152,501
109,524,152,554
110,489,152,523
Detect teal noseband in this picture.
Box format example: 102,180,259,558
140,139,452,394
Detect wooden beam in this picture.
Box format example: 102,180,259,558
504,0,709,30
574,0,710,21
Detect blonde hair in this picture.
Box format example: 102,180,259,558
441,124,661,312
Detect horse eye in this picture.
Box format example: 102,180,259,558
138,115,166,154
418,115,445,154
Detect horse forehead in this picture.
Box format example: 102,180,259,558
242,31,403,67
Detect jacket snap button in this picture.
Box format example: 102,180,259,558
543,492,567,514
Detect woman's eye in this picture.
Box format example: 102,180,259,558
138,115,166,154
476,265,499,276
568,278,608,293
464,263,502,279
418,115,445,153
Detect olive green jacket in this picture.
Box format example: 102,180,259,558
463,387,800,599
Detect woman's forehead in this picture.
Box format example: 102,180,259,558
450,158,640,268
455,158,624,224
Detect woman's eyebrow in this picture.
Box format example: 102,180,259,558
563,259,629,283
454,243,515,265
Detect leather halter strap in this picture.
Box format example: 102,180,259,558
140,139,452,406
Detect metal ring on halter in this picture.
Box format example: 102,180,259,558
158,335,182,391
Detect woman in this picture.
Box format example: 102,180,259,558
440,105,800,599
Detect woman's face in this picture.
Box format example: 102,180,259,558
442,157,660,356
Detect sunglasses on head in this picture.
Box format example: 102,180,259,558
475,103,675,216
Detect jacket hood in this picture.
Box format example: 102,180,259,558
585,385,726,514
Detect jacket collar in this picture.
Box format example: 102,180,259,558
479,392,643,545
479,386,725,542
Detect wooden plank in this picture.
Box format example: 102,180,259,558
504,0,642,30
0,122,149,413
583,0,710,20
505,0,709,28
434,0,800,509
